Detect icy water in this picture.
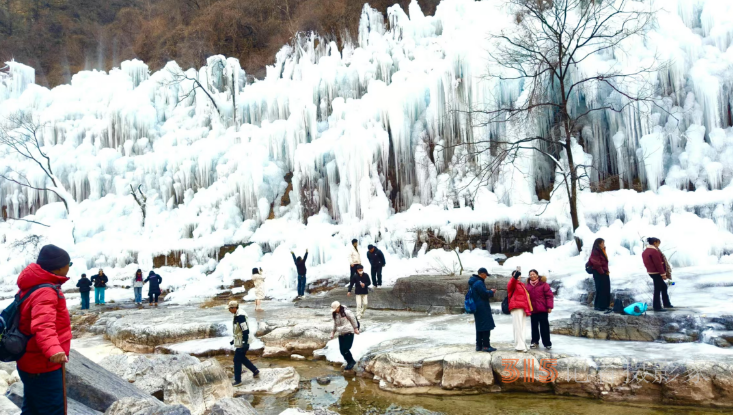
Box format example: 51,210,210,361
239,359,728,415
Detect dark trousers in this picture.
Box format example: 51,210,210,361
297,275,306,296
649,274,672,310
338,333,355,365
475,330,492,350
19,368,64,415
233,345,258,382
592,272,611,310
80,292,90,310
149,292,159,304
350,265,357,278
530,312,552,347
371,266,383,286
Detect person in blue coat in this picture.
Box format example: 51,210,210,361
144,271,163,306
468,267,497,352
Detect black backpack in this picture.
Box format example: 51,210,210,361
501,297,510,315
0,284,60,362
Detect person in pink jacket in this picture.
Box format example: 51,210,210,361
525,270,554,350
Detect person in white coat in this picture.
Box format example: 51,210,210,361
251,268,265,311
349,239,361,278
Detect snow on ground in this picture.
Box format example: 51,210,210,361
2,0,733,321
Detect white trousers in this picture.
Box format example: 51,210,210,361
356,294,368,319
511,308,528,351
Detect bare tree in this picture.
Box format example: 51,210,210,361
129,184,148,227
456,0,660,251
162,67,221,118
0,111,72,215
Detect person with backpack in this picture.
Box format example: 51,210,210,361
642,237,674,312
291,250,308,298
144,271,162,306
251,268,265,311
90,269,108,305
132,269,144,306
330,301,360,371
76,273,92,310
366,245,386,288
16,244,73,415
587,238,612,312
508,269,532,352
347,264,371,319
467,268,497,352
227,300,259,386
525,270,554,350
348,239,361,278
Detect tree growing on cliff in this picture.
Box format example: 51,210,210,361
461,0,659,251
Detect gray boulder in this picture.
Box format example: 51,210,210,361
551,310,700,342
104,398,191,415
163,359,233,415
99,354,200,399
232,368,300,396
66,349,161,412
5,382,102,415
0,395,19,415
209,398,259,415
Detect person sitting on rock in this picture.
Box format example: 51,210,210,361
347,264,371,320
76,273,92,310
330,301,360,371
291,249,308,298
349,239,361,278
228,300,259,386
144,271,162,306
17,244,72,415
366,244,386,288
525,270,554,350
90,268,108,305
469,268,497,352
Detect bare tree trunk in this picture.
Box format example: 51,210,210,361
231,71,237,127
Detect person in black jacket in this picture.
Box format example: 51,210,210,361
347,264,371,319
468,268,497,352
366,245,386,287
144,271,163,306
76,274,92,310
90,269,108,305
291,249,308,298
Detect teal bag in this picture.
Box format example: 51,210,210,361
623,302,647,316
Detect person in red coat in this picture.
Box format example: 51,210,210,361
508,270,533,352
525,270,554,350
587,238,611,312
17,244,72,415
642,237,674,312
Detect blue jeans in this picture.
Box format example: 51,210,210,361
95,287,106,304
80,292,90,310
297,275,306,296
19,368,64,415
134,287,142,303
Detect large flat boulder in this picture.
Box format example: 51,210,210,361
259,323,332,356
99,355,201,399
5,382,102,415
233,368,300,395
163,359,233,415
209,398,259,415
297,275,512,314
91,308,228,353
104,398,192,415
551,310,701,342
66,349,162,412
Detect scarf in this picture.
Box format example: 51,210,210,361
530,279,539,287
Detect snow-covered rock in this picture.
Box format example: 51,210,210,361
0,395,20,415
104,398,192,415
209,398,259,415
259,323,332,356
233,367,300,395
99,354,201,398
163,359,233,415
290,354,306,361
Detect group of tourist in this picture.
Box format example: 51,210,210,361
588,237,674,313
75,268,163,309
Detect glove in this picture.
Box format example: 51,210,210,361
230,340,234,346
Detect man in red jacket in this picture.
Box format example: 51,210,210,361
17,244,72,415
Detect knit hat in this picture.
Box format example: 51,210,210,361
368,244,374,250
228,300,239,308
331,301,340,312
477,267,489,275
36,244,71,273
